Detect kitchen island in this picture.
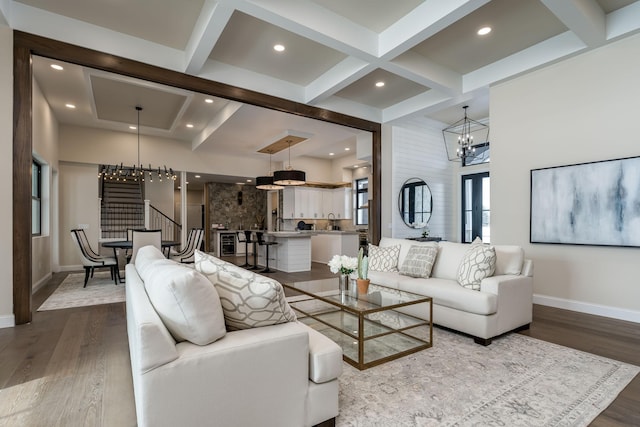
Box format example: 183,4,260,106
263,231,313,273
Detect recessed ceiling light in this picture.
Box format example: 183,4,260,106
194,175,201,178
186,123,194,128
65,103,76,109
353,165,359,168
273,44,285,52
50,64,63,71
205,98,214,104
329,152,335,156
375,81,385,88
129,125,137,130
246,179,252,182
345,147,350,151
478,26,492,36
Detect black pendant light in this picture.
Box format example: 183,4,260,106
273,141,306,185
256,150,284,190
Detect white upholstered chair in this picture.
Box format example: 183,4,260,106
70,229,119,287
170,228,203,263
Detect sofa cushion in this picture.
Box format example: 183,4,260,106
368,244,400,272
430,241,471,280
143,260,227,345
195,251,297,330
399,245,438,278
367,270,403,289
135,245,168,280
494,245,524,275
457,244,496,290
378,237,437,268
397,277,497,315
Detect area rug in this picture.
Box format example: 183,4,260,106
336,327,639,426
38,271,125,311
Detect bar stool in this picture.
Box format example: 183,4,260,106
245,230,260,270
256,232,278,273
237,231,251,267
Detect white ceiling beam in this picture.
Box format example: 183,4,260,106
382,90,455,124
384,51,461,95
192,100,243,150
541,0,605,47
606,1,640,41
237,0,378,60
313,96,382,124
184,0,234,75
464,31,586,93
0,0,11,26
198,59,305,102
10,2,185,71
379,0,491,59
305,57,374,104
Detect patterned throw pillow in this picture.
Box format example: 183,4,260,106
194,250,297,330
399,245,438,278
457,243,496,290
368,244,400,272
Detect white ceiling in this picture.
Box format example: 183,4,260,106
5,0,640,181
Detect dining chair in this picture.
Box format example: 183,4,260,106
130,229,162,264
170,228,203,263
75,228,109,260
70,229,119,287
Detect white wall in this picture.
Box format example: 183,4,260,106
32,79,59,291
0,26,13,327
58,162,101,268
491,33,640,322
390,116,455,241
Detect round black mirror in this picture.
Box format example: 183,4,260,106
398,178,432,228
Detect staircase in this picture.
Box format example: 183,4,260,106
100,179,145,239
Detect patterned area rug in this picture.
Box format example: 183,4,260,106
38,271,125,311
337,327,639,426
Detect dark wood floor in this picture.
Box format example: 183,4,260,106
0,260,638,426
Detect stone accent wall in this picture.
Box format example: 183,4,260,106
207,183,267,232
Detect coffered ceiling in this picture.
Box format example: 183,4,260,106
4,0,640,174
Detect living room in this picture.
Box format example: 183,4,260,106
1,1,640,425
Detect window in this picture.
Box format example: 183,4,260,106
463,142,490,167
355,178,368,225
461,172,490,243
32,160,42,236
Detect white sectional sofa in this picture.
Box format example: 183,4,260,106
126,246,343,427
368,238,533,345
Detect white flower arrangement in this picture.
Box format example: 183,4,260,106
328,254,358,276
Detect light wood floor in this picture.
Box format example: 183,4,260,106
1,261,638,426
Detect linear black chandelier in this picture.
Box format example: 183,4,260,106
98,106,176,183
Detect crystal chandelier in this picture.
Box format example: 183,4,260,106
98,106,176,183
442,105,489,163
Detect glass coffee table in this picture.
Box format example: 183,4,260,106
283,278,432,370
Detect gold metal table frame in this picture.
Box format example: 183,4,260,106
284,279,433,370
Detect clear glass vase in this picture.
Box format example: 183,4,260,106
339,274,348,293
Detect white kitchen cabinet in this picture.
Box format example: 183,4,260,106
283,187,351,220
331,187,352,219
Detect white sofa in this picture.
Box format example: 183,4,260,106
126,246,343,427
368,238,533,345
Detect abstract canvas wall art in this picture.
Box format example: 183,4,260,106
530,156,640,247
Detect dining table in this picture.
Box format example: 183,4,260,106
101,240,180,281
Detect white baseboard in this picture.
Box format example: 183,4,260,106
0,314,15,329
33,272,53,293
534,294,640,324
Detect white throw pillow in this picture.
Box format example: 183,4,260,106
399,245,438,278
368,244,400,272
135,245,167,281
457,243,496,290
143,261,226,345
195,250,297,330
494,245,524,275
